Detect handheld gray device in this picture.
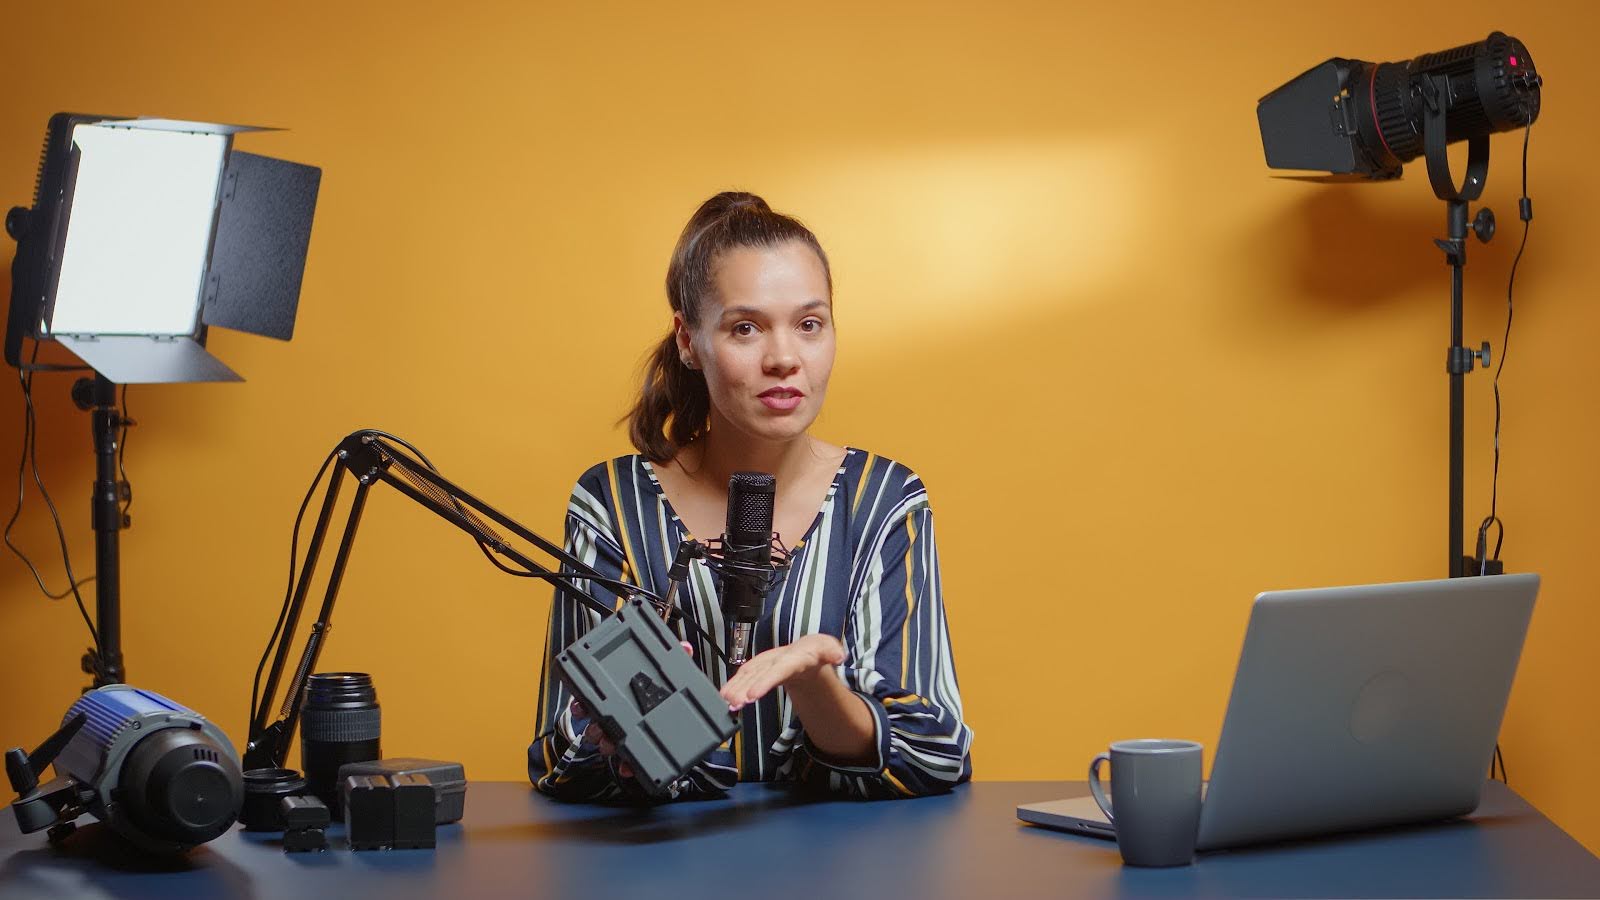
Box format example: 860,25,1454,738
555,597,739,797
1018,573,1539,850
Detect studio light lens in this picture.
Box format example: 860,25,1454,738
1258,32,1541,179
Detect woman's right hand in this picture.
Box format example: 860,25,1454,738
571,641,695,781
571,698,637,779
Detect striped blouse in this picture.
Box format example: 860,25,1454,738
527,448,973,801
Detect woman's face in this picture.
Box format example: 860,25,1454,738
677,240,835,446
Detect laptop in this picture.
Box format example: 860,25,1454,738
1017,573,1539,850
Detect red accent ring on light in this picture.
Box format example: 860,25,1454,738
1370,65,1397,165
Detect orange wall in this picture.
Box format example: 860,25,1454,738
3,0,1597,853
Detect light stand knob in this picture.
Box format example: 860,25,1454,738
1473,207,1496,243
5,206,29,241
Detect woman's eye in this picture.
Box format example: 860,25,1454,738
732,322,757,337
799,318,823,333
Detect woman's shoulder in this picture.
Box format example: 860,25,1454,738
838,447,933,514
570,453,648,493
564,453,653,525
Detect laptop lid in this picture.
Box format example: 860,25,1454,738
1195,573,1538,850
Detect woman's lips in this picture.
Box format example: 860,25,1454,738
759,387,803,411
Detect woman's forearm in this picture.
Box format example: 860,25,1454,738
785,666,878,766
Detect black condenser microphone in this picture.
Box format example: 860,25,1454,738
723,472,775,667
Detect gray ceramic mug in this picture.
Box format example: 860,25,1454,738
1088,739,1203,867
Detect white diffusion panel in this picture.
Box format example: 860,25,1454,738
48,124,227,336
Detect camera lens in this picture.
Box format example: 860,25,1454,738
301,672,380,818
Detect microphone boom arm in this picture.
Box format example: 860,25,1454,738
244,430,662,771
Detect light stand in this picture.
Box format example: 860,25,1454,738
1418,75,1501,578
71,374,130,685
1255,33,1541,580
5,114,321,686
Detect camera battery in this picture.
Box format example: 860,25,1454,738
282,828,327,853
280,794,329,830
391,773,436,849
554,597,738,797
337,758,466,824
280,795,329,853
342,774,438,850
343,775,395,851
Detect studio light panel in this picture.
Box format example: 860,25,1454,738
50,124,228,337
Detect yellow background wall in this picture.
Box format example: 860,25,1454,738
3,0,1596,853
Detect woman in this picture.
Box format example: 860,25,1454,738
528,192,972,801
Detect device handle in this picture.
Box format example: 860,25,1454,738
1088,752,1114,825
6,713,87,796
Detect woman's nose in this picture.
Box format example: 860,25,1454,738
763,335,800,375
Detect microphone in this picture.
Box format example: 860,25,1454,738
722,472,775,668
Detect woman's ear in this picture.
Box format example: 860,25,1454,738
673,313,697,369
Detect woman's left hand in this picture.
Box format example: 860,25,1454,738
721,633,846,710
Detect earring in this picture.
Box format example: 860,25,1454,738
681,357,698,370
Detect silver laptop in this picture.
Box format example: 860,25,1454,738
1018,574,1539,850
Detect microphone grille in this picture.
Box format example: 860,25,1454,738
726,472,776,539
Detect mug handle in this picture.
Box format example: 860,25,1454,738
1088,752,1114,825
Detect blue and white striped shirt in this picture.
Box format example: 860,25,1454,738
528,448,973,800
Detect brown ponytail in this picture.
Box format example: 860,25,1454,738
625,191,832,462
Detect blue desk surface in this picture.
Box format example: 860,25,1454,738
2,780,1597,899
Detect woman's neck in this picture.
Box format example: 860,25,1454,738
685,424,819,490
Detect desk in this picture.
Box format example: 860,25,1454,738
2,781,1597,899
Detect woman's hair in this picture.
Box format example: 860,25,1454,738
626,191,833,462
